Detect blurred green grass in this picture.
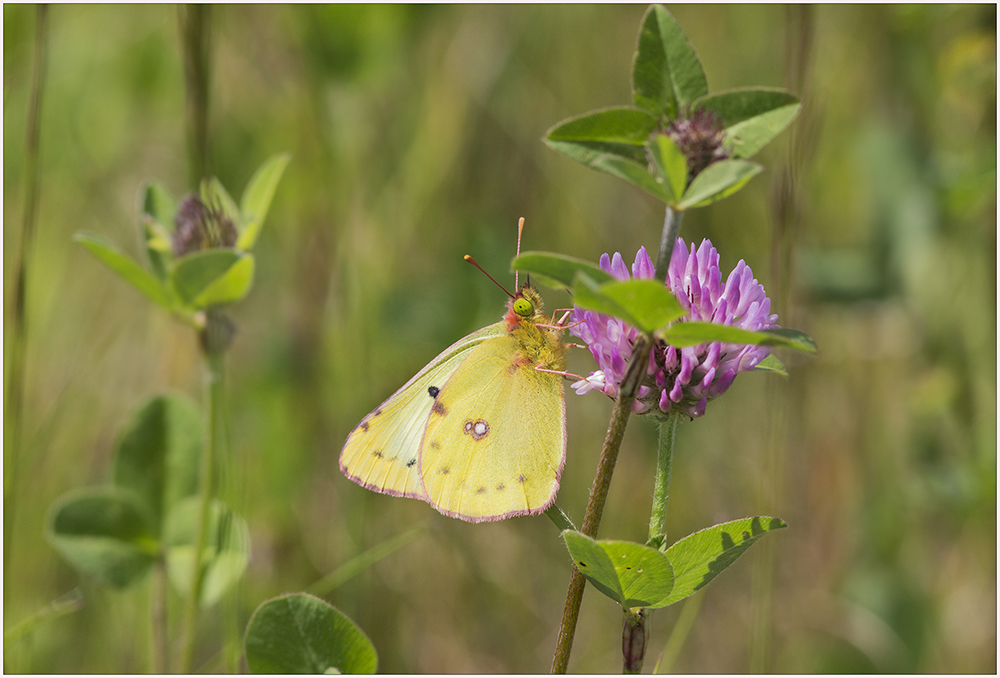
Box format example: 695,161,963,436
3,4,995,673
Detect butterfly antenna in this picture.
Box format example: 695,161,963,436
464,255,515,299
515,217,525,291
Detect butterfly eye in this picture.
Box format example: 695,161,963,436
513,298,533,317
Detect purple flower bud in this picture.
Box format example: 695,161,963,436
664,108,731,182
172,195,238,256
622,608,649,673
570,239,778,420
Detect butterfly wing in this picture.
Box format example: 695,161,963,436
419,333,567,522
339,323,506,499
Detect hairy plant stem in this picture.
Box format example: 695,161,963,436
179,329,227,672
648,412,680,543
551,336,653,674
551,202,685,674
4,4,49,614
180,4,211,187
653,206,683,282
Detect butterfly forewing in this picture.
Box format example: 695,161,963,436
419,334,567,522
340,324,505,498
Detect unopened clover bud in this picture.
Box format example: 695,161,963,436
622,608,649,674
664,108,730,182
172,194,238,256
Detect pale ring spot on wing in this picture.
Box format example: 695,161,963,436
461,419,489,441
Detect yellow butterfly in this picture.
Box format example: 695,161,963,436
339,220,569,522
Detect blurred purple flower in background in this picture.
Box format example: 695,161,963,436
571,238,778,419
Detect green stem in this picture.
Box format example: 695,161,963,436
751,8,813,673
150,558,168,674
179,328,226,672
653,590,704,674
647,412,680,543
551,336,653,674
3,588,82,647
176,10,216,664
653,206,683,283
552,202,685,673
544,504,577,532
308,525,427,597
180,4,211,187
4,4,49,615
617,414,680,674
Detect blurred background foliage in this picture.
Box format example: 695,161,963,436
3,4,995,673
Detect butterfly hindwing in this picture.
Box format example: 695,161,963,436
339,323,505,498
419,333,567,522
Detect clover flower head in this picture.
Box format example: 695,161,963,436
570,238,778,419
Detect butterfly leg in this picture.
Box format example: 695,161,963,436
551,309,573,324
537,321,586,333
534,365,586,382
544,309,586,331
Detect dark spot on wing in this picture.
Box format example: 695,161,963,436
373,408,382,417
496,483,505,491
406,458,416,468
431,400,447,416
360,421,369,432
372,450,383,458
430,440,440,450
439,467,450,475
517,474,526,483
476,487,486,495
428,386,440,398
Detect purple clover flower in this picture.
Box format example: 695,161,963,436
570,238,778,419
